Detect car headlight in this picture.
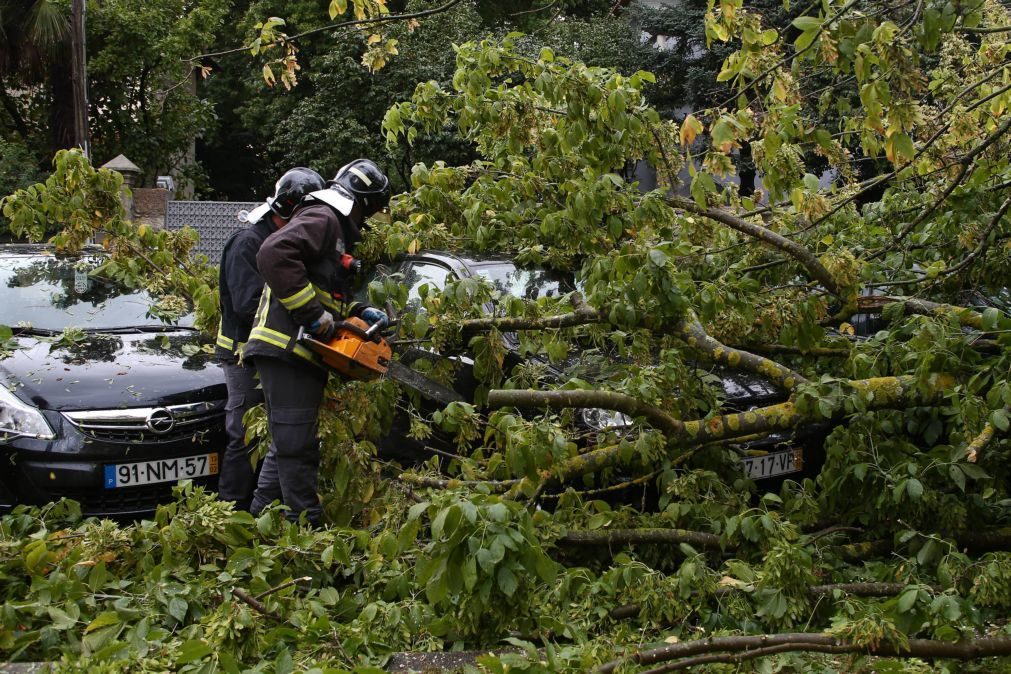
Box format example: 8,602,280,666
580,408,633,431
0,384,55,440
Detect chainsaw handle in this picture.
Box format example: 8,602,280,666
333,320,382,343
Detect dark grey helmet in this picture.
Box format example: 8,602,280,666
267,167,326,219
331,159,391,218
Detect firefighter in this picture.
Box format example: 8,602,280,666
243,158,391,525
216,167,326,512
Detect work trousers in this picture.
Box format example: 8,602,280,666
217,360,265,511
248,355,328,525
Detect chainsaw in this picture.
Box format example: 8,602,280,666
297,317,463,406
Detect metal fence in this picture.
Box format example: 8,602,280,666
166,200,261,259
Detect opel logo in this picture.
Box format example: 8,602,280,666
146,408,175,434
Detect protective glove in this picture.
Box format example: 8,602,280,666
359,307,389,330
307,310,336,340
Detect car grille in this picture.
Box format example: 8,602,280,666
62,401,226,444
61,475,219,517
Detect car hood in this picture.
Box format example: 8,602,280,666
2,332,225,411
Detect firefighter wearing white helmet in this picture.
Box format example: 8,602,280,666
242,159,392,526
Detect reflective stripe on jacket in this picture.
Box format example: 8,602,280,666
216,215,275,362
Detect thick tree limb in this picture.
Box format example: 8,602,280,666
459,294,604,334
966,420,997,463
608,582,942,621
557,527,723,551
673,319,809,389
495,374,955,497
486,389,684,436
666,195,842,296
596,633,1011,674
835,528,1011,562
853,295,985,329
729,343,851,358
458,301,807,393
398,473,518,493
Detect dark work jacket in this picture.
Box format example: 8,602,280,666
215,216,276,363
241,203,366,367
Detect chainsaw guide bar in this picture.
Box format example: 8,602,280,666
299,318,464,406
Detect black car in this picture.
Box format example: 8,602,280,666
0,245,226,516
374,251,822,489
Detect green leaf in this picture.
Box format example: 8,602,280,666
948,464,966,492
897,588,918,612
85,612,121,634
990,409,1009,432
982,307,1000,331
48,607,77,630
794,28,819,51
497,565,519,597
168,597,188,622
906,478,923,500
792,16,823,31
462,555,478,591
176,640,212,665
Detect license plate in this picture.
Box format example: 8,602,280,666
744,448,802,480
103,453,219,489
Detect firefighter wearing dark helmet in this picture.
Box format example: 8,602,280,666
216,167,325,512
243,158,392,525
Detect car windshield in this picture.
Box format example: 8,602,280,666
0,253,194,331
472,264,578,301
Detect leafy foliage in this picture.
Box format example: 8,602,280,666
4,0,1011,671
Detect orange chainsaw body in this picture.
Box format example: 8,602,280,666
301,316,392,381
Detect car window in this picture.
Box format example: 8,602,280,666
473,265,577,301
402,262,455,309
0,255,192,331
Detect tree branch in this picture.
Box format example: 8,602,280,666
872,115,1011,259
190,0,465,62
673,319,809,389
933,196,1011,279
459,294,604,334
231,588,282,621
666,195,842,296
854,296,985,330
495,373,955,497
557,527,723,551
487,388,683,436
608,582,941,621
597,633,1011,674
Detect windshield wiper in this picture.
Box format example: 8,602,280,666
97,325,200,334
11,326,58,337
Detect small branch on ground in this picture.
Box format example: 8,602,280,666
231,588,282,621
254,576,312,601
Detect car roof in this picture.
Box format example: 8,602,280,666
398,250,515,274
0,243,105,258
